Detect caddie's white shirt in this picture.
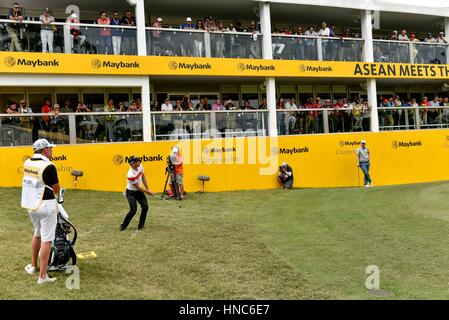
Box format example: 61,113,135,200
21,154,52,210
127,165,144,191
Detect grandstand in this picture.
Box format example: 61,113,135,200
0,0,449,192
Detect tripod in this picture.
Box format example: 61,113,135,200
162,166,181,200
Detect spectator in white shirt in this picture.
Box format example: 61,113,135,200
317,22,330,37
398,29,409,41
161,98,173,111
284,98,298,135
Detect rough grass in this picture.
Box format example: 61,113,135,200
2,182,449,299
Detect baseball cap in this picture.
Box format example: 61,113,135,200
128,156,141,164
33,139,55,151
281,162,287,167
157,17,163,22
186,17,192,22
361,140,366,144
172,146,179,153
44,8,50,12
71,13,78,19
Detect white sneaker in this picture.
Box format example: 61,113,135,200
37,275,57,284
370,182,374,187
364,184,370,188
24,264,36,274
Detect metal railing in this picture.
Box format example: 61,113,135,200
271,34,363,61
146,27,263,59
374,39,449,64
0,18,138,55
0,112,143,147
276,108,371,135
151,110,268,140
378,106,449,130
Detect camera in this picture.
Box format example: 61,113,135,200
166,155,175,173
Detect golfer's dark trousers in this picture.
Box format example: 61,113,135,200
122,189,148,229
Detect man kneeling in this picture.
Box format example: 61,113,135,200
277,162,294,189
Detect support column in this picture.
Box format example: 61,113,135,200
127,0,147,56
259,2,277,137
141,76,152,142
445,17,449,64
361,10,379,132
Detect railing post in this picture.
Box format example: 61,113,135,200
409,42,414,63
68,114,77,144
317,37,323,61
63,25,72,54
323,110,329,133
204,32,212,58
415,107,420,129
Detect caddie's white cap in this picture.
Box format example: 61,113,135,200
186,17,192,21
361,140,366,144
33,139,55,151
172,146,179,153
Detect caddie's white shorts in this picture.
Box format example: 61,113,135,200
28,200,57,242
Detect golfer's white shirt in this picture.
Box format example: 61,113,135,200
127,165,144,191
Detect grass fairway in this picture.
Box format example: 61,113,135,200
2,182,449,299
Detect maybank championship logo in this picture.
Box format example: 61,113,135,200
392,140,422,149
169,61,211,71
299,64,306,73
4,56,16,67
5,56,59,67
237,63,276,72
113,154,164,165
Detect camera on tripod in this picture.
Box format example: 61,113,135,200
165,155,175,174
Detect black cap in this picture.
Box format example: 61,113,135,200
128,156,141,164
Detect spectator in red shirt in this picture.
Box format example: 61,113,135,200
98,12,112,54
41,98,52,131
331,99,345,132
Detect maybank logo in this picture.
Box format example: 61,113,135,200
91,59,102,69
93,59,140,69
339,140,361,147
299,64,306,72
169,61,212,71
238,63,276,72
4,56,16,67
279,147,309,154
6,58,60,67
306,65,333,73
113,154,164,165
392,140,422,149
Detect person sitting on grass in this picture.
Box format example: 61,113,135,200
277,162,293,189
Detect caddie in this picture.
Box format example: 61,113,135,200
21,139,61,284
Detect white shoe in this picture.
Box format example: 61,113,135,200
364,184,370,188
37,275,57,284
24,264,36,275
370,182,374,187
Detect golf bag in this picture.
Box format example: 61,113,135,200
48,195,78,272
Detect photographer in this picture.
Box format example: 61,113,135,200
168,146,185,199
277,162,294,189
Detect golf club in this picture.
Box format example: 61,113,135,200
151,193,182,208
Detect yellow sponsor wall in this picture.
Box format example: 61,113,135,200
1,130,449,192
0,52,449,79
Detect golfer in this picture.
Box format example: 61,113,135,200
357,140,374,187
21,139,60,284
120,156,155,231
